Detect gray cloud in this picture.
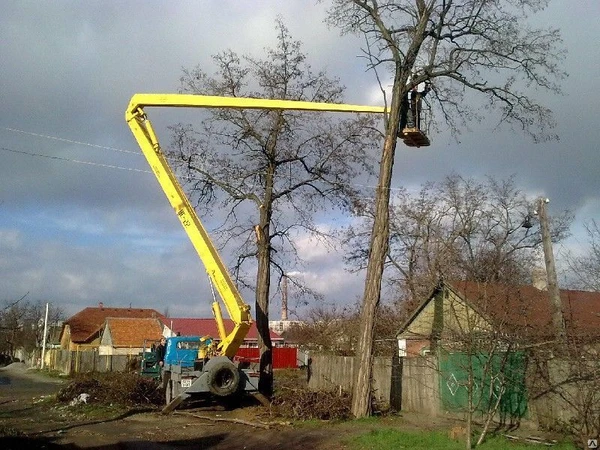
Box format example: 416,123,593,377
1,1,598,319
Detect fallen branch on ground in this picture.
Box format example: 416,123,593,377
175,411,271,429
503,434,558,446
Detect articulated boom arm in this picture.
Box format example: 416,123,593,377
125,94,385,358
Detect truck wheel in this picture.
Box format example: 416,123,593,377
206,360,240,397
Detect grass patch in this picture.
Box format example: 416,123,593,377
345,429,577,450
55,402,133,421
32,368,70,379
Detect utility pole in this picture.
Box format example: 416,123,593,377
537,198,567,345
41,302,49,369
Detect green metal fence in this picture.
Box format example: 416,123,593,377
439,351,528,419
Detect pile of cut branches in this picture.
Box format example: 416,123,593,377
56,372,163,407
271,386,352,421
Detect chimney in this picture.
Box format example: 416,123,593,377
532,267,547,291
98,302,104,309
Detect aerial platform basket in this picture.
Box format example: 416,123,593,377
400,127,430,148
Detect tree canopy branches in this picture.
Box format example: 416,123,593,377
326,0,566,141
169,18,382,396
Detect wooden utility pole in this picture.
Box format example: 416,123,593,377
537,198,567,344
41,302,49,369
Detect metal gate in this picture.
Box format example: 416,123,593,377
439,351,528,418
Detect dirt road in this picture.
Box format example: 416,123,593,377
0,363,569,449
0,363,370,449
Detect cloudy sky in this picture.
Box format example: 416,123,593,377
1,1,599,321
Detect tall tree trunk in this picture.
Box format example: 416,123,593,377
351,136,395,417
351,73,404,417
256,160,276,397
255,220,273,397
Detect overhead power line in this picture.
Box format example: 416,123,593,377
1,126,400,195
0,146,151,173
2,126,139,156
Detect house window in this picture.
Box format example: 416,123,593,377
398,339,407,357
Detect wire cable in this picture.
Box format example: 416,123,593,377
1,126,400,195
0,146,151,173
1,126,139,156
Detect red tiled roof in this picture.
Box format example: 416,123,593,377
105,318,164,347
449,280,600,339
167,318,283,341
64,306,166,344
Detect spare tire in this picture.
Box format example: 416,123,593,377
206,360,240,397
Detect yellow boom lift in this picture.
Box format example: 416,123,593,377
125,94,390,411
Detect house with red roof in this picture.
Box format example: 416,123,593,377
58,304,297,366
59,303,166,351
98,317,164,356
397,279,600,357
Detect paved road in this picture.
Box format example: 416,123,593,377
0,362,65,399
0,363,68,449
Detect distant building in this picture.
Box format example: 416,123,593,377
98,317,164,356
59,303,166,351
269,320,303,335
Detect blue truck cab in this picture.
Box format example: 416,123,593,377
164,335,212,368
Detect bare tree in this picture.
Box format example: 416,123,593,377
566,219,600,291
0,296,64,360
325,0,566,417
169,19,381,396
345,174,572,316
285,302,401,357
529,340,600,449
284,304,360,356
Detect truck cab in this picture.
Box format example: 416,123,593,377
164,335,213,368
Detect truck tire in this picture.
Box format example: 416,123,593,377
206,360,240,397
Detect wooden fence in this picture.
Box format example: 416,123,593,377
306,352,594,433
307,353,402,409
43,347,590,432
45,348,137,375
44,347,300,374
